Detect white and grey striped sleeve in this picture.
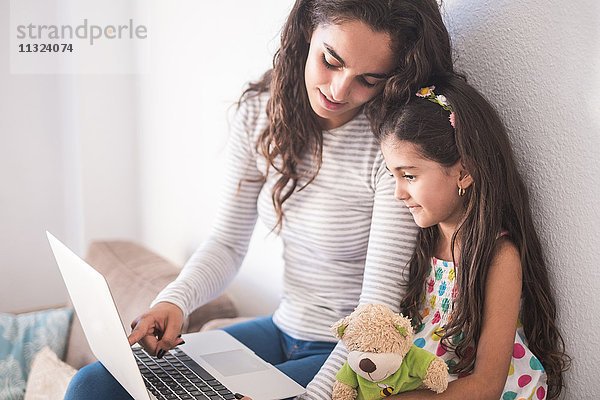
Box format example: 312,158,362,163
298,155,418,399
151,97,266,317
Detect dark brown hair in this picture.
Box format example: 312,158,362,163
376,75,570,398
243,0,454,229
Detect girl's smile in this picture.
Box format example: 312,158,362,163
406,205,421,213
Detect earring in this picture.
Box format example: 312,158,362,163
458,187,466,197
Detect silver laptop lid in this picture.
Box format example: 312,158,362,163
47,232,151,400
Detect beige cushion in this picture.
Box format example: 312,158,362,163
65,241,237,369
24,347,77,400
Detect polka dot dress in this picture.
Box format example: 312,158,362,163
412,257,547,399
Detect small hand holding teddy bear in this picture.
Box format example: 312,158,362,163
331,304,449,400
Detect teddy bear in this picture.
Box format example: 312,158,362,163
331,303,448,400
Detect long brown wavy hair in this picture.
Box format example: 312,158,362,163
375,75,570,398
242,0,454,229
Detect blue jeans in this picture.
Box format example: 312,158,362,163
64,315,336,399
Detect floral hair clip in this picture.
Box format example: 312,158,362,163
416,86,455,128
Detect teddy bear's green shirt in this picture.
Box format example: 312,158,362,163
336,345,438,400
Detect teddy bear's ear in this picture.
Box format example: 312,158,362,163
331,316,350,339
394,314,414,337
396,326,408,337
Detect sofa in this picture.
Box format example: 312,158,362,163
21,240,239,399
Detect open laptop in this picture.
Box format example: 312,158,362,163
46,232,306,400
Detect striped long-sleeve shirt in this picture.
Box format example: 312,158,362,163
152,92,418,399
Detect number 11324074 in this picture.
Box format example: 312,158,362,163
18,43,73,53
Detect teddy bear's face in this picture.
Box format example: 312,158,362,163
332,304,415,382
347,350,403,382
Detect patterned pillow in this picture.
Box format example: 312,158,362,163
0,308,73,400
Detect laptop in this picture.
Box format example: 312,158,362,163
46,232,306,400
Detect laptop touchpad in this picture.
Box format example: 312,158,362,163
201,350,270,377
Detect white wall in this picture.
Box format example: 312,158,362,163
0,58,69,311
443,0,600,397
0,0,140,312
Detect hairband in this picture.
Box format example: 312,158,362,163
416,86,455,128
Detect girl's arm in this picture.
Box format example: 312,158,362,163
392,238,523,400
300,157,419,399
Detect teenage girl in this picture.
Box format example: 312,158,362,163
64,1,455,399
376,75,569,399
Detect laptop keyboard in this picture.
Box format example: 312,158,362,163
133,347,236,400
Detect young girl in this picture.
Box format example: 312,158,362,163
65,1,455,399
376,75,569,399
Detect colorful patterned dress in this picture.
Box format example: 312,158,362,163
412,257,548,400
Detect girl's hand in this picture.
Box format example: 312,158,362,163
128,302,185,357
